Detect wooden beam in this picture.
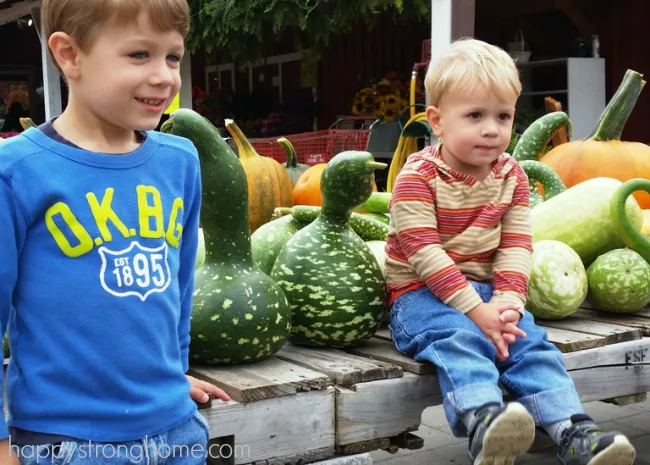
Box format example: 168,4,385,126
430,0,452,63
40,26,63,121
430,0,475,63
452,0,475,39
179,52,192,109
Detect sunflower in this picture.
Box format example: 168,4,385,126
385,94,398,106
351,98,365,115
382,103,401,122
362,93,376,108
374,96,386,113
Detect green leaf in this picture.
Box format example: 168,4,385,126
186,0,430,65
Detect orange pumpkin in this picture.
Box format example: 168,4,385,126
293,162,378,206
225,120,293,233
539,69,650,209
293,163,327,206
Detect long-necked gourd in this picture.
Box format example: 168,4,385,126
161,109,291,364
270,151,387,348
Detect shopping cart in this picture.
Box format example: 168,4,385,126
249,116,379,165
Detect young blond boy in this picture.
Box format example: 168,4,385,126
0,0,229,463
384,38,636,465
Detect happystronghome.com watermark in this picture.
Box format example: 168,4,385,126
9,438,251,463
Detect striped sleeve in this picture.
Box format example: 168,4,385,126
390,170,483,313
489,168,533,314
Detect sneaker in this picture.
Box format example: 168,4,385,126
467,401,536,465
557,414,636,465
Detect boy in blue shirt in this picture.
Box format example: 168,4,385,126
0,0,229,463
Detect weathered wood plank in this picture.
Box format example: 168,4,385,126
571,365,650,403
189,357,331,403
571,309,650,336
274,342,403,385
538,317,641,345
335,373,441,445
202,387,335,465
603,393,647,406
374,327,392,342
540,326,607,352
347,338,436,375
562,338,650,371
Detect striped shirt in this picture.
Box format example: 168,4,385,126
384,144,532,314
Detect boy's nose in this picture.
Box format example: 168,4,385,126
482,122,499,137
149,61,175,86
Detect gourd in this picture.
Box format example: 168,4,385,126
293,162,378,207
540,69,650,209
531,177,643,265
270,151,388,348
277,137,309,187
292,163,327,206
610,179,650,263
161,109,291,365
251,214,306,275
519,160,566,208
512,112,572,162
275,205,389,241
225,119,294,233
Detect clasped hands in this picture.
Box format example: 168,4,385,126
466,302,526,362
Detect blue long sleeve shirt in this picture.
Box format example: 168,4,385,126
0,126,201,442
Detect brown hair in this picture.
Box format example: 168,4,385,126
42,0,190,74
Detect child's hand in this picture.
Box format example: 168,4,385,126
499,309,526,346
186,374,231,403
467,302,526,361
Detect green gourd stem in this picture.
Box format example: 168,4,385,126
591,70,646,142
320,155,387,224
278,137,297,168
161,110,252,266
512,112,572,162
225,118,258,160
273,207,292,219
520,160,567,204
610,179,650,263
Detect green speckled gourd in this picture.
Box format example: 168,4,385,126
278,137,310,187
161,109,291,365
513,112,572,162
519,160,567,208
270,151,388,348
251,214,306,274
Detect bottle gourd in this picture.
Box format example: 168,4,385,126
161,109,291,364
270,151,387,348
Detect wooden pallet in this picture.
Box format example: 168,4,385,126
188,302,650,465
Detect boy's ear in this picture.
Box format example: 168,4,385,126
426,105,443,138
48,32,81,81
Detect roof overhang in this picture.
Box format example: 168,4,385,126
0,0,41,27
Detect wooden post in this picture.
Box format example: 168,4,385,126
179,53,192,109
32,7,63,121
430,0,476,62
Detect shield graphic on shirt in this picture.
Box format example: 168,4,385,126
97,241,171,301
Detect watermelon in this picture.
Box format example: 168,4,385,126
526,240,588,320
586,249,650,313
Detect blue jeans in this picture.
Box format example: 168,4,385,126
389,282,584,437
16,410,210,464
